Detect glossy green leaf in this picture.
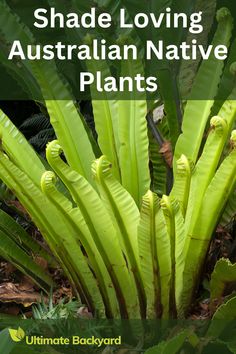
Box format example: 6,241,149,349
171,154,191,217
138,191,171,318
118,58,150,206
208,296,236,338
85,41,120,181
210,259,236,305
0,110,45,186
174,8,233,167
92,155,145,316
41,170,119,318
31,60,95,185
184,116,230,251
181,132,236,315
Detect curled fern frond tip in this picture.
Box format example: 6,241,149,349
46,140,62,161
41,171,57,194
210,116,228,133
91,155,112,178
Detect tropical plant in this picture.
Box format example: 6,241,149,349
32,292,81,320
0,1,236,322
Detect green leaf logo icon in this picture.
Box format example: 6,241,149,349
8,327,25,342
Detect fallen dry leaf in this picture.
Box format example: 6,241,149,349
18,276,35,292
0,282,47,307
